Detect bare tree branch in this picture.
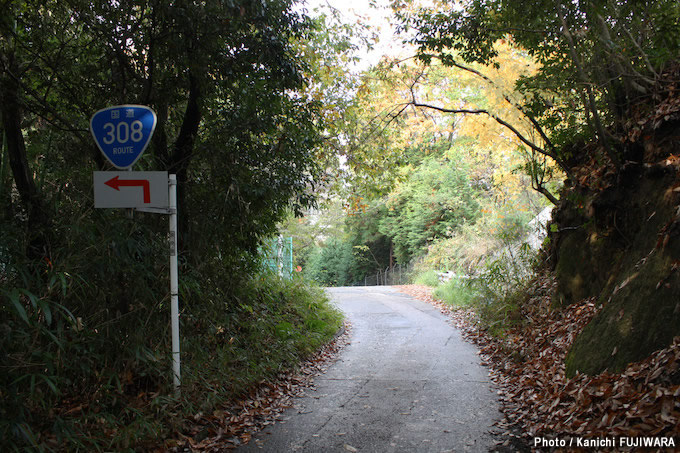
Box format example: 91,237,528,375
558,6,621,170
409,52,574,174
409,99,558,161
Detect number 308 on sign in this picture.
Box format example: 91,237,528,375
101,120,145,145
90,105,157,169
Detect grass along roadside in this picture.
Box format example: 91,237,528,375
167,276,345,450
2,274,344,452
168,320,352,450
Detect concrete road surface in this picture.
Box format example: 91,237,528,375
238,286,500,452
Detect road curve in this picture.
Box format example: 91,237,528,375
238,286,500,452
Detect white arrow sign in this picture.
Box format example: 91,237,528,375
93,171,169,209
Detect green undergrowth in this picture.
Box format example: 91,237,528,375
1,228,342,453
421,216,541,336
412,269,440,287
180,273,343,405
431,269,534,337
432,277,479,308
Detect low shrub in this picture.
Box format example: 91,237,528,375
181,272,343,403
468,239,538,335
426,212,543,335
412,269,440,287
433,277,479,307
1,241,342,452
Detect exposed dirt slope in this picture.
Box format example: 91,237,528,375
550,87,680,376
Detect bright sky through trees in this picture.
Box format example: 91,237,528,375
301,0,407,70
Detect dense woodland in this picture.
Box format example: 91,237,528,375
1,0,679,450
0,0,344,449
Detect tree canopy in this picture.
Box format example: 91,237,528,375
1,0,326,267
396,0,680,170
0,1,340,447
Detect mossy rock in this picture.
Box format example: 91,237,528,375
552,186,627,307
554,227,624,305
566,249,680,376
557,164,680,376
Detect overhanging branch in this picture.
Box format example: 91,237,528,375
408,99,561,205
421,53,565,165
409,100,561,164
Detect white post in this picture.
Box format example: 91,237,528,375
126,167,134,219
277,235,284,277
169,174,180,395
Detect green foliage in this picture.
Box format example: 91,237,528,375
470,242,537,335
1,0,323,267
344,201,393,278
0,218,170,450
413,270,440,287
278,200,349,272
315,138,491,285
378,153,482,263
398,0,680,166
422,197,545,334
0,0,344,449
181,272,342,402
304,238,357,286
0,253,341,450
433,277,479,308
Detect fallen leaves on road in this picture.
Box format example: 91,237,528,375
169,322,351,451
396,282,680,451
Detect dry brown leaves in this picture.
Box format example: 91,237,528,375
166,322,352,452
396,283,680,451
626,83,680,144
625,64,680,147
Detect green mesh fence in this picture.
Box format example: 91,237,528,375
261,236,294,278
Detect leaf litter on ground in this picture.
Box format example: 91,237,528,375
168,321,352,451
396,280,679,452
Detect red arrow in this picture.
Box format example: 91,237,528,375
104,176,150,203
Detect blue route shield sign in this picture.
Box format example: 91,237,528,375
90,105,157,169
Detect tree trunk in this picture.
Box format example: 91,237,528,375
558,7,621,170
389,243,394,271
0,127,13,217
0,57,51,259
170,72,202,257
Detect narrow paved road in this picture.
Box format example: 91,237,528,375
239,286,500,452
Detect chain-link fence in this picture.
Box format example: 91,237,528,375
261,236,294,278
361,263,412,286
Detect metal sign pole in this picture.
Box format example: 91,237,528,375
169,174,180,395
126,167,134,219
91,105,181,395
